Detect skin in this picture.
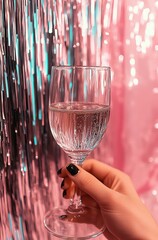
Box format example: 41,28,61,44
58,159,158,240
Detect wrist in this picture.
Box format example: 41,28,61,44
142,224,158,240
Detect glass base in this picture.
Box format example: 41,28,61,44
44,205,105,239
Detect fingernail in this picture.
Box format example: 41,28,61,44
61,179,64,188
66,163,79,176
63,189,67,197
57,168,62,175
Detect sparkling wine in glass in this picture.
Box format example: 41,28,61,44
44,66,111,239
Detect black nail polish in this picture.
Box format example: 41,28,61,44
66,163,79,176
61,179,64,188
57,168,62,175
63,189,67,197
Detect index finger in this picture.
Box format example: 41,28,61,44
82,159,139,199
82,159,123,183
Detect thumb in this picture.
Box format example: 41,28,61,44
66,163,113,206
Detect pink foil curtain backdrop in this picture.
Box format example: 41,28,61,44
0,0,158,239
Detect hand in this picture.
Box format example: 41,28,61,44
58,159,158,240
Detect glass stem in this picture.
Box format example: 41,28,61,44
67,161,83,213
69,186,82,209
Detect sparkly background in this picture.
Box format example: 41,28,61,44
0,0,158,239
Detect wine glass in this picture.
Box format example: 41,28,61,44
44,66,111,239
